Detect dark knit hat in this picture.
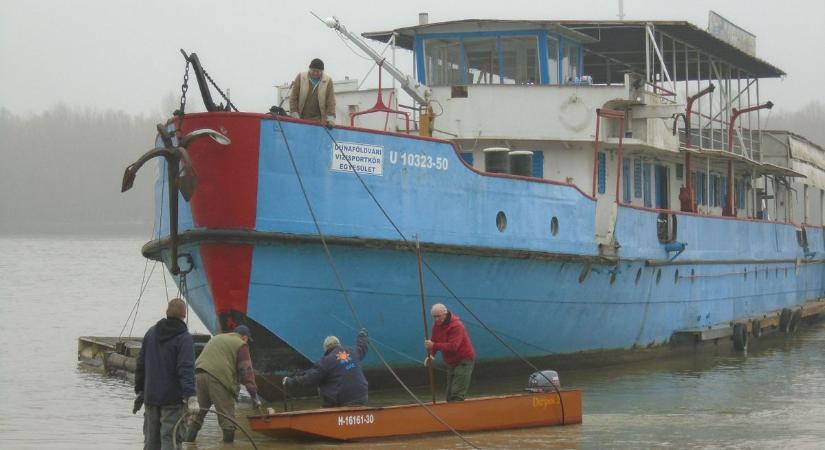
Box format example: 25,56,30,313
234,325,253,342
309,58,324,71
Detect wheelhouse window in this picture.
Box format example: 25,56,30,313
546,37,559,85
563,44,581,83
463,37,501,84
500,36,539,84
417,31,558,86
424,38,462,86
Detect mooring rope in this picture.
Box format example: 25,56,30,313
272,115,481,449
171,408,259,450
119,169,169,339
319,125,567,423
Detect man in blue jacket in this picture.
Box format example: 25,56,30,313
283,329,368,407
134,298,197,450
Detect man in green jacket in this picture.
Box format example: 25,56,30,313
184,325,260,443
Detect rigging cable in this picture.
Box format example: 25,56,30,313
120,164,168,339
335,30,374,62
355,36,396,91
158,165,171,303
272,115,481,450
171,408,259,450
119,261,159,339
319,125,567,422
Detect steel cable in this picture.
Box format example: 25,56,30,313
171,408,259,450
319,125,567,423
119,169,168,339
272,115,481,449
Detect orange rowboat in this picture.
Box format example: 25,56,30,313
247,390,582,441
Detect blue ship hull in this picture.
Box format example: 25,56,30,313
147,113,825,372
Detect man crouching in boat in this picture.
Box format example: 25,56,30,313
288,58,337,128
283,329,369,407
425,304,476,402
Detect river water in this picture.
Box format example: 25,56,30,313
1,236,824,449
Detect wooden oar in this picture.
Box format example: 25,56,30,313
416,235,437,405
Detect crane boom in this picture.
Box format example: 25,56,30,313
322,16,431,106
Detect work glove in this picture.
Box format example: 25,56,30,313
357,328,368,337
186,396,200,414
282,376,291,386
290,112,299,119
325,116,335,129
423,355,433,368
252,395,262,408
133,392,144,414
268,105,287,116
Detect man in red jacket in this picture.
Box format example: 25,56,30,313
424,303,476,401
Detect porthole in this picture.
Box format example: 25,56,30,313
496,211,507,232
550,216,559,236
674,269,679,284
635,268,643,284
655,269,662,284
578,264,591,283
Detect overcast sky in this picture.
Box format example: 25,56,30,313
2,0,823,117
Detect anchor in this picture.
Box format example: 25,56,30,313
121,124,229,274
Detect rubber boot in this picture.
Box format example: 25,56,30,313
183,425,200,443
222,428,235,443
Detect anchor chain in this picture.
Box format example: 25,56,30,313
174,60,191,137
178,272,190,325
202,68,238,112
175,254,193,324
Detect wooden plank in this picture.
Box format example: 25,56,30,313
802,300,825,318
672,297,825,343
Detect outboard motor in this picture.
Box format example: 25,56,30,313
526,370,560,392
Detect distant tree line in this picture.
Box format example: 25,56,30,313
0,104,162,234
767,101,825,148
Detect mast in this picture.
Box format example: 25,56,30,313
320,16,430,105
319,15,436,136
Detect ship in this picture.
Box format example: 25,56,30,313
125,12,825,383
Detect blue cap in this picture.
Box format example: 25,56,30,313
234,325,253,342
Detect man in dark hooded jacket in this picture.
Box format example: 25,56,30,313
283,329,368,407
134,298,196,450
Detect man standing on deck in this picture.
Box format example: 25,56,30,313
424,303,476,402
283,329,369,407
185,325,261,444
679,184,695,213
134,297,198,450
288,58,337,127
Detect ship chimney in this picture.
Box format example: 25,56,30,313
419,12,429,25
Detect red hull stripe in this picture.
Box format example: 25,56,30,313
183,116,259,228
180,116,260,319
200,243,254,317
